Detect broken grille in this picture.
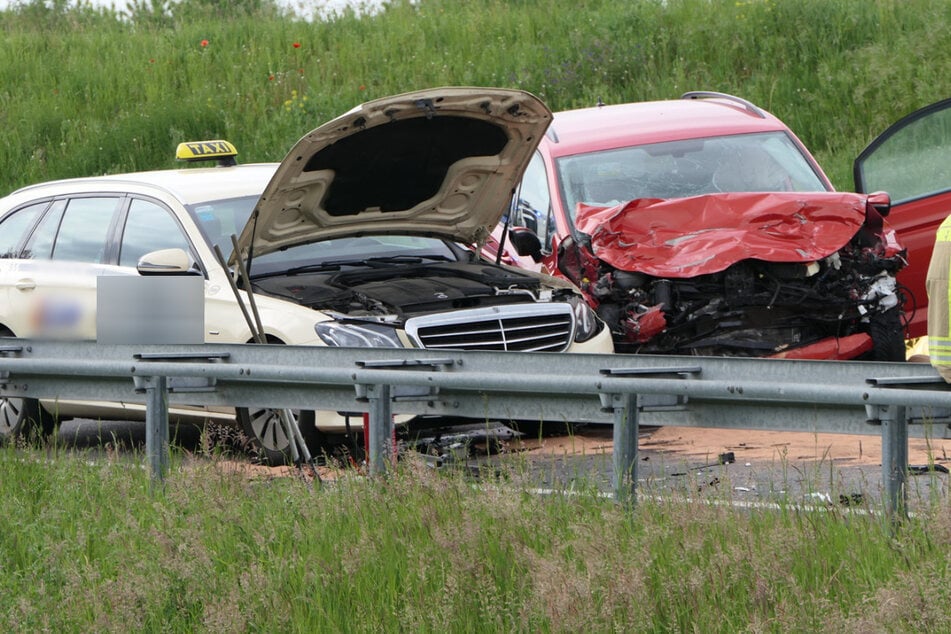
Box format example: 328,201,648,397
404,304,575,352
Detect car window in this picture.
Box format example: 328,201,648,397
50,197,120,263
22,200,66,260
188,195,259,256
555,131,829,223
0,202,48,258
855,101,951,204
512,152,555,246
119,198,193,267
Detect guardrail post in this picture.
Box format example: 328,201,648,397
142,375,170,487
355,358,452,476
131,352,227,488
609,392,640,506
877,404,908,520
366,384,393,476
599,366,700,507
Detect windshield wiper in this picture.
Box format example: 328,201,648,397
247,262,345,279
255,254,454,278
362,254,453,266
283,262,346,275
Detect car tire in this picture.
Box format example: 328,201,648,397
232,334,328,466
0,329,56,442
869,306,907,362
235,406,326,467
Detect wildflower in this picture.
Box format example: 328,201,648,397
200,39,209,48
292,42,301,49
359,85,366,91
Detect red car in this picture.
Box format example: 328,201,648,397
490,92,909,360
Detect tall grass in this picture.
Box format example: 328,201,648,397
0,0,950,190
1,442,949,631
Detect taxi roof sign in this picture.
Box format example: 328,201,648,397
176,140,238,166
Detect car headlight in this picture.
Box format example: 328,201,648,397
569,296,603,343
315,321,404,348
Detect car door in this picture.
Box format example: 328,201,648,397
0,201,50,335
854,97,951,339
5,196,122,339
118,195,274,345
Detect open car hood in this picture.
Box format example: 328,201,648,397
234,87,552,262
574,192,872,277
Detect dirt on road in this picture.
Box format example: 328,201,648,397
520,425,951,468
220,425,951,489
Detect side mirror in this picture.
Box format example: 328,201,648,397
867,191,891,218
137,248,200,276
506,226,544,262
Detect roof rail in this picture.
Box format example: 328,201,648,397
680,91,766,119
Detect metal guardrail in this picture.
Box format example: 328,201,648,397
2,340,950,516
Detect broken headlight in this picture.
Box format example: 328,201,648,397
569,296,604,343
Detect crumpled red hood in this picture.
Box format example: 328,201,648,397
574,192,869,278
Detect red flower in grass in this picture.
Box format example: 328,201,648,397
292,42,301,49
200,39,209,48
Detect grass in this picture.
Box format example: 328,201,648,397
1,438,949,632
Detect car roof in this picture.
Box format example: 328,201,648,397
3,163,279,207
543,96,793,157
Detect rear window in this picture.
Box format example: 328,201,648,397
0,202,48,258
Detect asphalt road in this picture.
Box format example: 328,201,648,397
51,418,949,514
426,424,950,514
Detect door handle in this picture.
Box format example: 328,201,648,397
15,279,36,291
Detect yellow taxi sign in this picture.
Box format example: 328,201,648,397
176,140,238,166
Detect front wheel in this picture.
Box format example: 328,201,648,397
234,335,324,466
869,306,907,362
235,407,323,466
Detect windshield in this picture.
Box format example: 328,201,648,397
555,131,830,223
246,235,459,277
187,195,260,256
185,196,461,275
